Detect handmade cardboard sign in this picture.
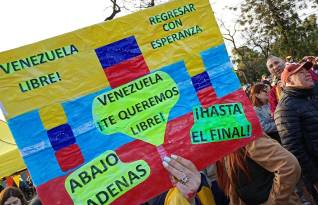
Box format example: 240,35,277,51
0,0,263,204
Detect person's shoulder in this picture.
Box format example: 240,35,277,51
314,82,318,92
275,94,298,118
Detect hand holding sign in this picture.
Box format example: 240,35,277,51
93,71,180,146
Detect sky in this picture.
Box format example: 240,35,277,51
0,0,238,52
0,0,238,121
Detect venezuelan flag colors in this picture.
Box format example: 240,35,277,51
0,0,263,204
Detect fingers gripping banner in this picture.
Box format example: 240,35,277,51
0,0,263,204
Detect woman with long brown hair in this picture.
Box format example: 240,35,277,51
216,135,302,205
250,84,281,143
0,187,28,205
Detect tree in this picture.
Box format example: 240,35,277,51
232,46,268,83
105,0,168,21
221,0,318,83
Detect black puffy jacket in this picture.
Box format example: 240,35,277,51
274,84,318,184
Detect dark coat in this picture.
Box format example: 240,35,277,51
274,84,318,184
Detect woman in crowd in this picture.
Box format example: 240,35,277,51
0,187,28,205
216,135,301,205
160,134,302,205
148,155,216,205
250,83,281,143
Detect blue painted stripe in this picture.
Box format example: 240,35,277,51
201,44,241,98
155,61,201,120
95,36,142,68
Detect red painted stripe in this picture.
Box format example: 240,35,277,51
196,86,218,108
55,144,84,172
36,89,263,205
104,55,150,88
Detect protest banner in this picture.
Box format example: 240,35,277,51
0,0,263,204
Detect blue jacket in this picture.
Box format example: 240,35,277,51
254,104,277,134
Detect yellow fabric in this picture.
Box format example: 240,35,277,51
0,0,223,120
165,188,191,205
12,175,20,187
0,120,26,178
197,186,216,205
39,103,67,130
164,186,216,205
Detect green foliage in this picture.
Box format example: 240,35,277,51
232,46,268,83
228,0,318,83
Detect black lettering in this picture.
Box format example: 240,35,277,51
114,176,130,192
70,44,79,54
11,61,19,71
70,179,83,194
87,199,98,205
143,77,150,87
100,159,109,172
30,55,39,66
200,107,209,118
106,184,119,198
131,127,139,135
96,191,109,204
78,171,91,185
139,122,148,131
218,105,226,116
209,129,217,141
39,76,49,86
128,170,140,184
154,93,166,103
188,3,196,12
97,95,107,106
106,153,119,166
45,51,56,61
113,89,124,100
233,104,242,114
196,25,203,33
222,128,231,139
164,89,173,98
107,93,115,103
149,16,156,25
19,82,28,93
55,48,64,58
0,64,11,74
136,164,147,177
191,131,200,143
118,111,129,120
62,46,70,56
30,79,40,89
210,106,219,116
128,84,136,94
232,127,240,138
141,100,151,110
91,165,103,179
48,73,58,83
39,53,46,64
194,107,200,120
226,104,233,115
19,59,31,68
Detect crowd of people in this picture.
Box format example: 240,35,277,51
1,56,318,205
143,55,318,205
147,55,318,205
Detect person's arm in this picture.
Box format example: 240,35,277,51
269,87,278,115
275,106,318,185
162,155,215,205
255,108,277,133
245,135,301,205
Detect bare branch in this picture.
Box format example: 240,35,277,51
105,0,121,21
